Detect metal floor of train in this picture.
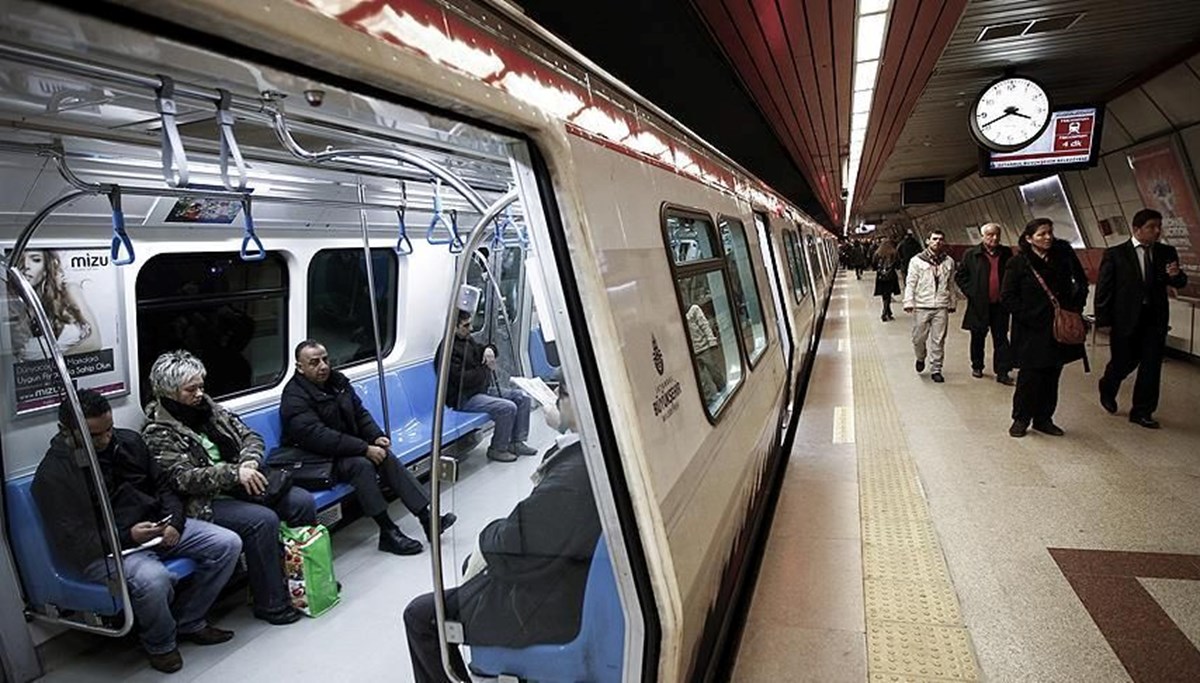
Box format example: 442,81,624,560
736,273,1200,683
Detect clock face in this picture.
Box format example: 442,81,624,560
969,76,1051,152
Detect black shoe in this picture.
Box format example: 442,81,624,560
379,528,423,556
486,447,517,462
1009,420,1028,438
931,372,945,383
508,441,538,456
971,369,984,379
254,607,303,625
147,649,183,673
915,359,925,373
1130,415,1160,429
1032,421,1065,436
1099,392,1118,415
420,512,458,541
996,374,1015,387
177,625,234,646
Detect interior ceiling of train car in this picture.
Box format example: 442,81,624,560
512,0,1200,231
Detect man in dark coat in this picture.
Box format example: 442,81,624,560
954,222,1015,385
33,390,241,673
896,229,923,280
280,340,454,555
403,378,602,683
1096,208,1189,428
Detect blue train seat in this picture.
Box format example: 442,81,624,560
241,406,357,511
469,536,624,683
529,325,560,381
5,474,195,617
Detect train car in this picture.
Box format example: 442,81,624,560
0,0,837,680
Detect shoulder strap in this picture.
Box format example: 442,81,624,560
1028,264,1061,309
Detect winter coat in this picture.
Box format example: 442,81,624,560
955,244,1013,330
873,256,901,297
143,395,264,521
903,250,958,310
897,235,922,274
1094,240,1188,337
435,334,498,410
1001,239,1089,369
280,371,384,458
457,439,601,647
32,428,185,572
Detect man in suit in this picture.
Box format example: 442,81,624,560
1096,209,1189,428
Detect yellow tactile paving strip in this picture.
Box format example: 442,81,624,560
849,291,981,682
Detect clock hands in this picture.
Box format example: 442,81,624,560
980,105,1025,129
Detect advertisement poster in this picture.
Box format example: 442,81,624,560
4,247,129,415
1127,139,1200,300
1018,175,1086,248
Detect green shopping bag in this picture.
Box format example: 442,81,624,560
280,524,340,617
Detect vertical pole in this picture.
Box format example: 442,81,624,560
359,181,391,436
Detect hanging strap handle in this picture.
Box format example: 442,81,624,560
448,209,464,254
215,89,247,191
427,177,455,245
155,75,189,187
240,195,265,261
108,187,135,266
394,181,412,255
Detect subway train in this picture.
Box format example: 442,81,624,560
0,0,838,681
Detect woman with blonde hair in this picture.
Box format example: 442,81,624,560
15,249,101,359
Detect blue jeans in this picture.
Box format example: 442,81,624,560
462,387,531,450
85,519,242,655
210,487,316,618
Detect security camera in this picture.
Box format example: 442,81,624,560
303,89,326,107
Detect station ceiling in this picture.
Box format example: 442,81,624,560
514,0,1200,231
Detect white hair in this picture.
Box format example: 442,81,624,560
981,222,1003,237
149,350,206,398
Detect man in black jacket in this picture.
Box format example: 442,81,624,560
403,376,602,683
954,222,1014,385
32,390,241,673
436,311,535,463
280,340,455,556
1096,209,1189,428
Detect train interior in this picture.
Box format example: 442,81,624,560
0,2,633,680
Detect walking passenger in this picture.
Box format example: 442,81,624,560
437,311,536,463
903,230,957,383
34,390,241,673
280,340,455,556
873,239,901,322
1001,219,1089,437
896,228,923,281
143,350,316,626
955,222,1015,385
1096,209,1189,429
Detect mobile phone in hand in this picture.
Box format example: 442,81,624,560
155,515,173,527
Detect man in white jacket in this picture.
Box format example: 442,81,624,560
904,230,958,383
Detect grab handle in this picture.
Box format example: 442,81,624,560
155,75,189,187
240,196,265,261
108,187,135,266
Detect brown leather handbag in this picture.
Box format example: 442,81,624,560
1030,267,1087,345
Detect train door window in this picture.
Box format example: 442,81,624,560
805,234,823,284
782,230,807,303
135,252,288,401
307,248,398,368
718,215,768,366
663,207,745,419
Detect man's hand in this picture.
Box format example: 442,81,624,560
1167,261,1182,277
160,525,181,548
374,436,391,448
239,463,268,496
482,347,497,369
365,444,387,465
130,521,164,545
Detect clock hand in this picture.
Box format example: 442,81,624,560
1011,110,1032,120
980,110,1014,129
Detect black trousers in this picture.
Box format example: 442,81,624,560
404,589,469,683
1012,365,1063,424
1100,319,1167,419
880,293,893,317
969,303,1012,374
335,454,429,518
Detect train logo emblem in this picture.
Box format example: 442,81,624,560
652,335,664,375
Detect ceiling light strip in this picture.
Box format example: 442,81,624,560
845,0,892,228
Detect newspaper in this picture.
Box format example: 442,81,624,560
508,376,557,408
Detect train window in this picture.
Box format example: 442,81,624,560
782,230,808,303
135,252,288,401
307,248,398,368
718,216,768,366
662,207,745,420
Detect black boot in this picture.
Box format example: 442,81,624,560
378,528,422,555
418,507,458,541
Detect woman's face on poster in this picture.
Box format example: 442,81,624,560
20,251,47,286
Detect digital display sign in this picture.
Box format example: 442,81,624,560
980,106,1104,176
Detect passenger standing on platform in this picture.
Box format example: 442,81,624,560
1096,209,1188,429
954,223,1015,385
903,230,957,383
143,350,316,626
896,228,923,281
873,239,901,322
1001,219,1089,437
437,310,536,463
280,340,456,556
403,376,602,683
34,390,241,673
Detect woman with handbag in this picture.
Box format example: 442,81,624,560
143,350,316,625
1001,219,1089,438
873,239,901,321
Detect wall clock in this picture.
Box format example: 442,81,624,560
969,75,1051,152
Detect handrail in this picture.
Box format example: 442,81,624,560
358,181,391,438
4,267,134,637
428,188,520,683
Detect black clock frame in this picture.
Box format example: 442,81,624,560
968,74,1053,153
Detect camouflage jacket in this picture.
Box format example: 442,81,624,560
142,396,264,520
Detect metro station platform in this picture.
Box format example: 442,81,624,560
736,272,1200,683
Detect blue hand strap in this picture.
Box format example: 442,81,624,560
109,188,135,266
240,196,265,261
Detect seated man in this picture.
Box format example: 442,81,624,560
403,377,602,683
280,340,455,556
32,390,242,674
436,310,535,463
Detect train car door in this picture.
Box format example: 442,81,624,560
752,212,791,371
